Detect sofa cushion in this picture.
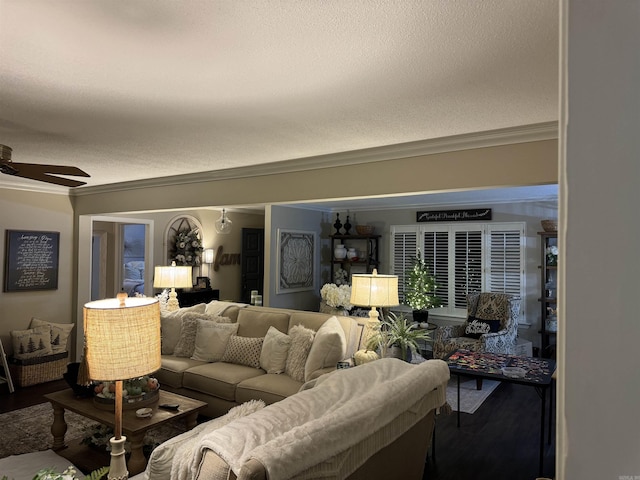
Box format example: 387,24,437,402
260,326,291,374
236,309,290,337
160,304,207,355
191,321,238,362
221,335,264,368
304,316,347,381
183,362,265,402
236,373,303,405
29,318,74,354
285,324,315,383
11,325,53,360
156,356,207,388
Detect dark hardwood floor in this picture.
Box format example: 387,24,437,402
425,381,556,480
1,377,555,480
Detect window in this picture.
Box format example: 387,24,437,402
391,222,525,318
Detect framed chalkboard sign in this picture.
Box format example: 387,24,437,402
4,230,60,292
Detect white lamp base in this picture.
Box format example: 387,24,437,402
108,436,128,480
166,288,180,311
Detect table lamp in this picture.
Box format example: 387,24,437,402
350,269,399,346
84,294,160,480
153,261,193,311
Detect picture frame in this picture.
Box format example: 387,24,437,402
276,229,316,294
4,230,60,292
195,276,211,290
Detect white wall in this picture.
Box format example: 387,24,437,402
559,1,640,478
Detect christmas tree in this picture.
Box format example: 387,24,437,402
404,252,441,311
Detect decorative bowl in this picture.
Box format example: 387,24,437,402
502,367,526,378
355,225,374,235
93,387,160,411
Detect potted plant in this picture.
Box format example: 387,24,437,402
366,312,431,362
404,252,441,325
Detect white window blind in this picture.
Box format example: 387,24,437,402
390,222,525,318
391,229,417,303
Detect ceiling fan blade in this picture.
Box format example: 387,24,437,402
14,162,90,178
11,169,88,187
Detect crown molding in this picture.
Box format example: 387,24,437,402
16,121,554,197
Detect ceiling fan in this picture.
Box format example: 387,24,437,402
0,144,90,187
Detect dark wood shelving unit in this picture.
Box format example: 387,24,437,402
538,231,558,357
329,234,380,280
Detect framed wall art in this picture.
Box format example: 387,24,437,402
276,229,316,294
4,230,60,292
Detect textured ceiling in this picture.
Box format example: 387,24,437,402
0,0,559,191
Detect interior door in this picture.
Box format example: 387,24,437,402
241,228,265,304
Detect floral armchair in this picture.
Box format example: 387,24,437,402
433,292,521,360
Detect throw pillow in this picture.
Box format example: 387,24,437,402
260,326,291,374
464,316,501,339
221,335,264,368
173,312,224,358
284,324,315,383
29,318,74,353
191,321,239,362
304,316,346,381
11,325,53,360
160,304,207,355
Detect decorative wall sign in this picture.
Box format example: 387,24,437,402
277,229,315,294
4,230,60,291
416,208,492,223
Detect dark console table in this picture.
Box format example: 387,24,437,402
177,288,219,307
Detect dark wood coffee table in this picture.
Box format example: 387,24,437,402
44,389,207,475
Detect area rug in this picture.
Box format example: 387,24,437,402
446,377,500,414
0,402,186,459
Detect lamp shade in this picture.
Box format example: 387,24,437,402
203,248,215,264
350,270,400,308
153,262,193,289
84,297,161,381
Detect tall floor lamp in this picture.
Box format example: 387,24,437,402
350,269,400,348
84,294,161,480
153,261,192,311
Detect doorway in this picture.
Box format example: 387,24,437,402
241,228,264,304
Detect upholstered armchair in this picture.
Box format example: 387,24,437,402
433,292,521,360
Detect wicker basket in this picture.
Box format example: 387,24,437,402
541,219,558,232
9,351,69,387
355,225,374,235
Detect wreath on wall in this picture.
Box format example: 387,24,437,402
170,228,203,266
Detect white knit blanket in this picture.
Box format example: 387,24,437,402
194,358,450,480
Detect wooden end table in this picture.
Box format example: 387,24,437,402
44,389,207,475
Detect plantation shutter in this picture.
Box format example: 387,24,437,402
488,225,524,298
391,229,417,304
453,230,482,308
423,231,449,307
390,222,525,320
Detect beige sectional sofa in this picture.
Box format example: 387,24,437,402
138,357,449,480
155,301,366,418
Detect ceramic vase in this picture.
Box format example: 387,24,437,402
334,244,347,260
